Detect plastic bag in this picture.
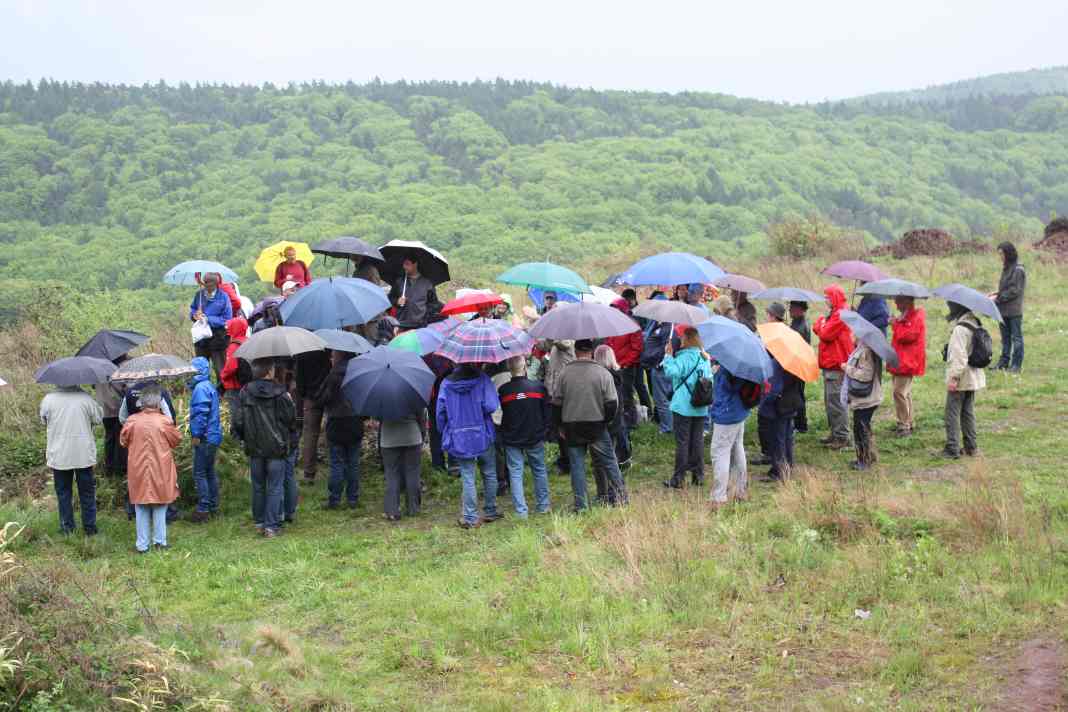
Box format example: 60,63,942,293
191,318,213,344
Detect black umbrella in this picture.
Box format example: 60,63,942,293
932,284,1003,323
378,240,451,285
311,236,385,262
840,310,899,369
35,356,117,386
341,346,435,420
75,330,150,361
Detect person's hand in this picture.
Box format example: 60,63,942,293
947,380,958,392
664,341,673,357
191,437,201,446
195,310,205,321
558,428,566,440
398,296,407,308
987,292,998,299
700,349,710,361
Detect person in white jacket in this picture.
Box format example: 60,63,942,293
40,386,103,535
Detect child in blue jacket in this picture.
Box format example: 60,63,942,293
189,356,223,522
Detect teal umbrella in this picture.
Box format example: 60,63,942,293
497,262,592,294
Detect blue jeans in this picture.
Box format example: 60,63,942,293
997,315,1024,371
567,429,627,510
192,443,219,513
53,467,96,534
134,504,167,551
504,443,550,516
651,368,673,433
250,457,285,531
282,447,298,521
328,442,361,505
457,446,498,524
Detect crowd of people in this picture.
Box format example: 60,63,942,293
38,241,1027,551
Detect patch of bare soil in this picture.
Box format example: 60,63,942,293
871,228,992,259
993,637,1067,712
1036,230,1068,261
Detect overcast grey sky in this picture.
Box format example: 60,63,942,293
3,0,1066,103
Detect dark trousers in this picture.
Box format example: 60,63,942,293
428,408,450,471
301,401,324,479
383,445,421,517
768,414,795,479
102,417,127,475
852,407,878,466
794,385,808,433
620,366,640,429
53,467,97,534
193,342,226,384
669,414,705,486
997,315,1024,371
757,414,773,457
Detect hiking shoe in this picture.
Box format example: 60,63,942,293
937,448,961,460
819,435,836,445
384,513,401,523
458,519,481,530
827,440,851,450
964,449,980,457
188,511,210,524
482,512,505,524
662,480,683,489
262,528,280,538
849,461,869,471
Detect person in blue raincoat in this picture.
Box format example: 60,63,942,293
189,272,233,383
188,356,223,522
857,283,890,337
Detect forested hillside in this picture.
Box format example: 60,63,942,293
1,78,1066,296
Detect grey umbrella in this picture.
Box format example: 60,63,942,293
632,299,708,325
35,356,117,386
932,284,1003,323
750,287,825,303
235,326,327,361
313,329,373,355
714,273,766,294
857,279,931,299
110,353,196,382
840,310,899,369
311,236,384,262
528,301,639,340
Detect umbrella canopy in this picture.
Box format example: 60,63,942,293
249,296,284,320
278,277,391,330
440,290,504,316
425,317,465,335
235,326,327,361
822,260,889,283
379,240,450,285
528,287,580,310
496,262,592,294
695,316,774,384
756,322,819,383
255,241,316,283
619,252,725,287
312,329,372,355
164,260,239,286
110,353,197,382
857,278,931,299
750,287,826,303
582,286,620,305
931,284,1003,323
632,299,709,326
601,273,626,288
76,329,150,361
840,311,900,368
714,273,767,294
388,328,447,356
342,346,435,419
435,318,532,364
311,236,384,262
36,356,117,386
528,301,640,340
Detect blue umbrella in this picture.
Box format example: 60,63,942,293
279,277,390,330
528,287,580,310
620,253,725,287
932,284,1003,323
342,346,435,420
313,329,372,355
164,260,239,286
695,316,773,383
840,310,900,369
750,287,826,303
35,356,117,386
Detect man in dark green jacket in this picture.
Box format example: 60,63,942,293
990,242,1026,372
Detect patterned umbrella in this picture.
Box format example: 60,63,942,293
425,317,465,335
109,353,196,382
434,318,532,364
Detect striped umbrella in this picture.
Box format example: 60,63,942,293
434,318,532,364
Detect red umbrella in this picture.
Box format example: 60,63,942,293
440,291,504,316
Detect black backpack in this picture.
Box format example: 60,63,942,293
776,371,805,415
942,320,993,369
737,378,765,409
682,359,714,407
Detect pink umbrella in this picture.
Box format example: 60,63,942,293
714,273,766,293
821,260,889,283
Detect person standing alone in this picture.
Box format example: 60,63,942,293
990,242,1025,372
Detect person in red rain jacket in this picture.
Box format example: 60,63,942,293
219,316,249,428
273,247,312,290
887,296,926,436
812,284,854,448
605,298,645,431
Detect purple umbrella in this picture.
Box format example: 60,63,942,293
822,260,889,283
435,318,532,364
714,273,766,294
249,296,284,320
528,301,640,340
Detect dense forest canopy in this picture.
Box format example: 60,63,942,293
1,75,1066,298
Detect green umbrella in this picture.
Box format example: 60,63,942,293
496,262,592,294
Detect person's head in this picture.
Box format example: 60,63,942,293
251,358,274,381
594,344,620,371
788,301,808,320
494,301,509,318
946,300,970,322
138,388,162,411
674,284,689,301
766,302,786,322
680,326,702,350
997,241,1018,267
687,283,704,305
402,253,420,276
507,355,526,378
284,246,297,264
711,295,734,317
542,291,558,311
282,280,298,297
477,304,493,319
824,284,846,311
574,339,595,358
732,289,749,307
621,288,637,308
894,295,915,313
201,272,218,293
649,290,665,300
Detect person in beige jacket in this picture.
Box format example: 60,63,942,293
843,343,883,470
942,303,987,458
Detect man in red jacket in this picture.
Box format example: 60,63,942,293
887,296,926,436
812,284,854,449
605,298,644,432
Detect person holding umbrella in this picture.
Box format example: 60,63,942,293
40,380,105,536
639,293,675,435
605,298,644,432
120,389,182,552
314,348,364,510
888,296,926,437
788,301,812,433
812,285,854,450
390,252,442,328
274,246,313,290
756,321,816,481
942,301,987,459
189,272,233,384
660,328,712,489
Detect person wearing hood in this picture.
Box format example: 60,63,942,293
660,327,712,489
233,359,296,538
121,389,181,552
189,272,233,384
314,350,364,510
220,316,250,427
942,301,987,459
733,290,757,332
888,296,926,436
788,301,812,433
843,341,883,471
605,298,644,431
437,364,503,529
40,384,103,536
857,285,891,337
991,241,1026,372
813,284,855,449
188,356,223,523
641,293,675,435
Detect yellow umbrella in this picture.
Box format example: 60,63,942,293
756,322,819,383
254,241,316,283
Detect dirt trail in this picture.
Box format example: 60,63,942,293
994,638,1067,711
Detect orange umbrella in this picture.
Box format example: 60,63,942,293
756,322,819,383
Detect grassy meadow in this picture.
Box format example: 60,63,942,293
1,249,1066,711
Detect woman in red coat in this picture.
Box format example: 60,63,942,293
887,296,926,436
